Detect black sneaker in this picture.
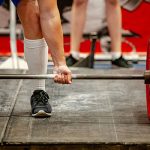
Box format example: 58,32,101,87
112,56,133,68
30,90,52,117
66,55,78,66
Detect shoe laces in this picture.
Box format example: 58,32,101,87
120,56,128,64
32,90,49,106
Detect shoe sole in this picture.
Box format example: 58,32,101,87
112,64,133,69
112,64,120,69
32,110,51,118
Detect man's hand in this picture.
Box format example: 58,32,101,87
53,65,72,84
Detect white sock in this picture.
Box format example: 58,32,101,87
111,52,121,60
71,51,80,60
24,38,48,92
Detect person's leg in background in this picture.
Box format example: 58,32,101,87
66,0,88,66
105,0,132,68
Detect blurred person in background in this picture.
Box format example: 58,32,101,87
66,0,132,68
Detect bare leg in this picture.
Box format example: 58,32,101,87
105,0,132,67
105,0,122,53
17,0,49,92
17,0,42,39
37,0,64,66
37,0,71,84
71,0,88,56
16,0,71,118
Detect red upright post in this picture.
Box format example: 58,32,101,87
146,41,150,119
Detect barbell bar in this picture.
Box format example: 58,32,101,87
0,74,144,80
0,71,149,82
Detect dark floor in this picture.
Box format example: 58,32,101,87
0,67,150,150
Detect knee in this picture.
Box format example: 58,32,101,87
25,10,40,30
73,0,88,7
106,0,119,6
17,5,41,36
39,4,58,21
23,11,41,36
17,1,42,35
